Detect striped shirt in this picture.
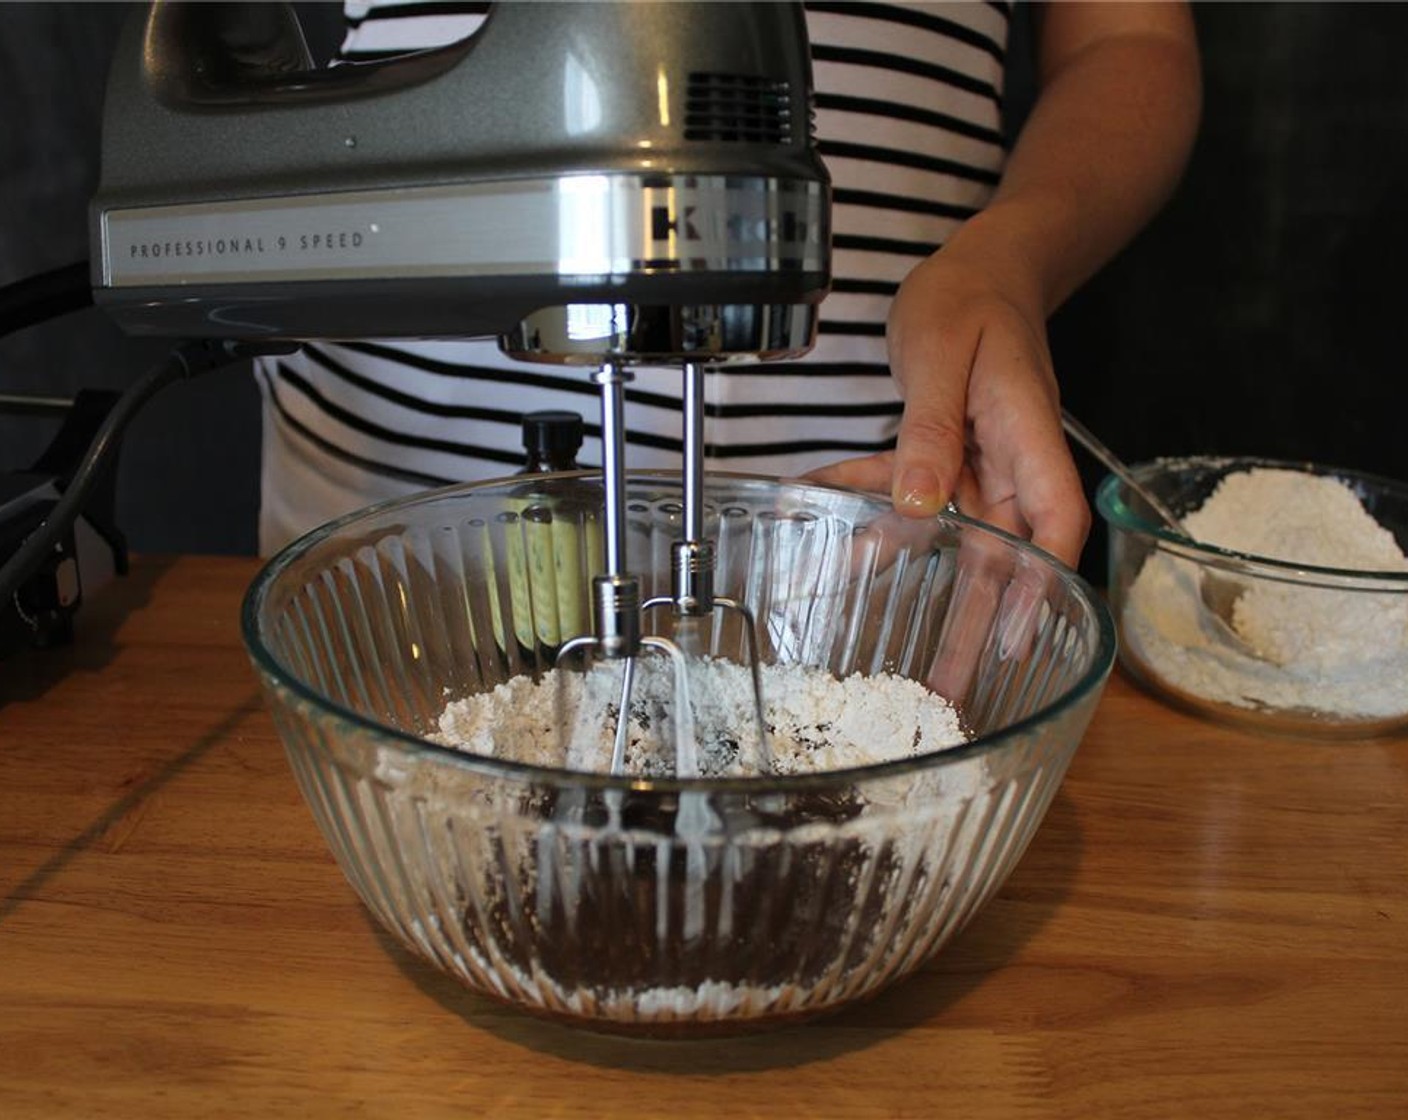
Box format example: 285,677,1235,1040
258,1,1012,552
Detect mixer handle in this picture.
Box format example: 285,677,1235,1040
142,0,476,109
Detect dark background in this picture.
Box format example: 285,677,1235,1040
3,2,1407,583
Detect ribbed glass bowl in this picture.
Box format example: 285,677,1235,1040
1097,456,1408,738
242,472,1115,1036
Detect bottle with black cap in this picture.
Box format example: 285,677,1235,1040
500,410,598,657
519,409,584,474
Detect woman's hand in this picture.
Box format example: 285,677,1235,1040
806,228,1089,570
805,2,1199,569
808,2,1201,575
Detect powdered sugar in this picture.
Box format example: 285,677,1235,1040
433,656,969,778
1123,466,1408,719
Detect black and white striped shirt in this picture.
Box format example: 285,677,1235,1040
258,1,1012,552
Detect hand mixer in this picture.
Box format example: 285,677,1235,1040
89,0,833,777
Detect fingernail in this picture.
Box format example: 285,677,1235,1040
895,467,944,513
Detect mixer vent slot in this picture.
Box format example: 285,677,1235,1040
685,73,792,144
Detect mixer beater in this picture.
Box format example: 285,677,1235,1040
557,359,771,777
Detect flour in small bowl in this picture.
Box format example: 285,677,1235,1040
1123,466,1408,720
433,657,968,778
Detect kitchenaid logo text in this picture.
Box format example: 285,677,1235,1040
650,206,815,245
127,230,367,259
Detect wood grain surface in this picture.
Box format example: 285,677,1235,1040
2,556,1405,1119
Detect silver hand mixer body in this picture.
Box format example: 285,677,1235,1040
90,1,833,776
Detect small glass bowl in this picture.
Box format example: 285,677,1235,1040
243,472,1115,1035
1097,456,1408,738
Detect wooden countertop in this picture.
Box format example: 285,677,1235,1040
2,555,1405,1119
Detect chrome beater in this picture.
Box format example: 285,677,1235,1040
557,360,771,778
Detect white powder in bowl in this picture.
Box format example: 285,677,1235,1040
433,657,968,777
1123,467,1408,719
399,661,992,1029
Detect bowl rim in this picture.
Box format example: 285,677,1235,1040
1095,455,1408,591
241,470,1117,793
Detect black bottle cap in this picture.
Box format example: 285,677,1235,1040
521,410,584,468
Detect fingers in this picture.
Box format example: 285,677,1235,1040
891,413,967,518
976,405,1090,569
886,317,973,520
803,420,1089,572
801,451,895,496
925,527,1013,704
1015,442,1090,569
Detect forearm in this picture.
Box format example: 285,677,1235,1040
943,2,1202,317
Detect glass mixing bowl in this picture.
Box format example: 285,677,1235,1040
1097,456,1408,738
243,472,1115,1036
